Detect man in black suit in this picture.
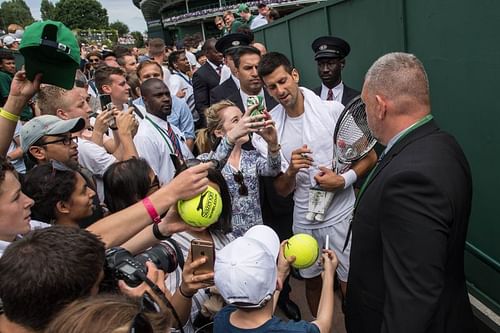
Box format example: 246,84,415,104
345,52,475,333
311,36,359,106
225,46,278,112
210,33,251,105
192,38,223,127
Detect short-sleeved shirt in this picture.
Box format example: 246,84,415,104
214,305,320,333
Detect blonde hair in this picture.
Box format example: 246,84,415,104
195,100,236,153
37,85,70,115
44,294,171,333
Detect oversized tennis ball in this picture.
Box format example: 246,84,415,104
284,234,319,269
177,185,223,227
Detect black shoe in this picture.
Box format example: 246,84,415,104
278,299,301,321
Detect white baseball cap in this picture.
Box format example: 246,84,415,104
215,225,280,308
3,35,20,46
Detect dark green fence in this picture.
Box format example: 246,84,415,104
255,0,500,315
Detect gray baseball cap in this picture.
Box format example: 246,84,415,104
21,115,85,152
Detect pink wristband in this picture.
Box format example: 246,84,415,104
142,197,161,224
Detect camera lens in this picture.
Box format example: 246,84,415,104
135,241,181,273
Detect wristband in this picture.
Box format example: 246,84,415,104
179,284,194,298
0,108,20,123
340,169,357,189
152,222,171,240
142,197,162,224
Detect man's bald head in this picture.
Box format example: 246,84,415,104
140,78,167,98
364,52,430,107
141,78,172,119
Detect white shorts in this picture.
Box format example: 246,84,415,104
293,217,351,282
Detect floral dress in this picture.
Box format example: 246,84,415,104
199,138,281,237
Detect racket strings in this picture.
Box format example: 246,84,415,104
335,100,376,164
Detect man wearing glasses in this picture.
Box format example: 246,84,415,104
20,115,106,227
20,115,84,170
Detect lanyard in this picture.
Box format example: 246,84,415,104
145,116,175,155
173,71,192,86
356,114,434,203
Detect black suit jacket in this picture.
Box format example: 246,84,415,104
345,120,475,333
192,62,220,113
312,84,359,105
210,77,239,105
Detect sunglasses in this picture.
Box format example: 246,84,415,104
42,136,78,146
89,58,100,63
233,170,248,196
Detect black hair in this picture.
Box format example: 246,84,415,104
0,155,14,189
236,26,254,43
94,65,126,94
206,168,232,234
258,51,293,79
167,50,186,71
22,164,78,223
0,226,105,331
103,158,153,213
232,45,261,68
0,48,15,62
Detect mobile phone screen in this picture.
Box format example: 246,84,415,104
99,94,112,110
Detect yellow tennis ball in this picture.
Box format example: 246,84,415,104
284,234,319,269
177,185,223,227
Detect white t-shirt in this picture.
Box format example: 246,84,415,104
0,220,51,257
77,138,117,202
280,113,304,164
256,88,355,230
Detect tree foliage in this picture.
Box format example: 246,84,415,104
40,0,56,21
130,31,145,48
109,21,129,37
54,0,109,30
0,0,34,28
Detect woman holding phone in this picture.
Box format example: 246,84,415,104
195,100,281,237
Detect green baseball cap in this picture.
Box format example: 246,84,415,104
20,20,80,89
237,4,250,13
20,115,85,153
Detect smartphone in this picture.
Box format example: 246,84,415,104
191,239,215,276
247,95,265,117
98,94,116,128
99,94,112,111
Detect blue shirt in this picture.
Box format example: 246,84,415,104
133,96,195,139
214,305,320,333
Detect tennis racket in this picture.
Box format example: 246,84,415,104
332,95,376,173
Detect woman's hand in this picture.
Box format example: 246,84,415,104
226,104,266,144
179,249,215,297
158,206,201,236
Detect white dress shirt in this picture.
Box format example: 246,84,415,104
320,81,345,104
134,113,193,185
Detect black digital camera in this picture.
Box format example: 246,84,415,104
101,239,184,290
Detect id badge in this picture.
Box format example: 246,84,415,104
308,187,329,215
